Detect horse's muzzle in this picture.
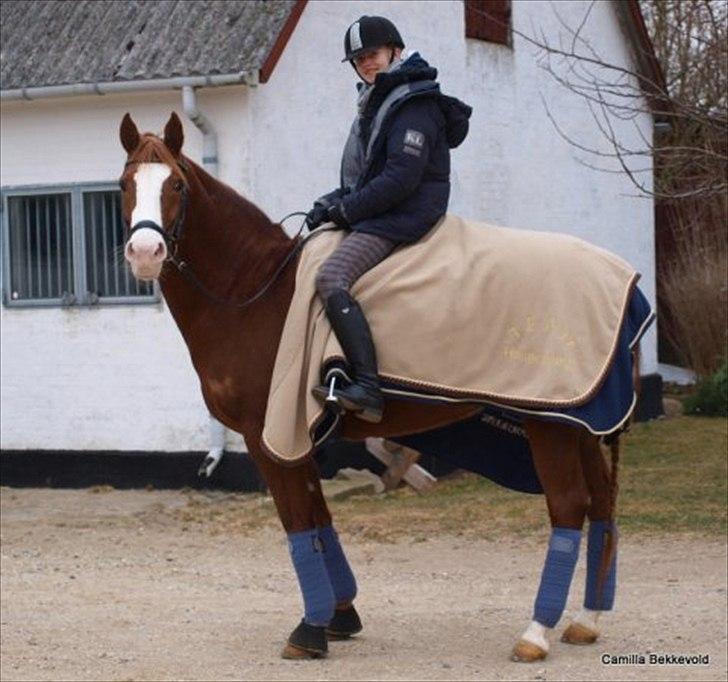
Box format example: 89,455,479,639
125,224,167,280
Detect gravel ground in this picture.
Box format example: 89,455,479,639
1,487,726,681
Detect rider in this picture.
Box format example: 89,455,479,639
307,15,472,423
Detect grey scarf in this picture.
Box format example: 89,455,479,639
356,55,403,113
341,57,404,191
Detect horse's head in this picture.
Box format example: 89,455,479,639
119,113,189,281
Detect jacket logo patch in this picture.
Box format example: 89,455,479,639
404,129,425,148
403,146,422,157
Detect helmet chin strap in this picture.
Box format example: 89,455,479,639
351,60,367,84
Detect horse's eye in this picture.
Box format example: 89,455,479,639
173,180,184,192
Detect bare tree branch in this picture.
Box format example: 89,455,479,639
467,0,727,200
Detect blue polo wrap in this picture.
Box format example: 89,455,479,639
287,529,336,626
319,525,357,604
533,527,582,628
585,520,618,610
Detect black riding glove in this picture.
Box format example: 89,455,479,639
305,203,329,231
327,203,350,229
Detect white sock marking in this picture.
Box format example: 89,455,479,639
522,620,550,652
573,607,601,631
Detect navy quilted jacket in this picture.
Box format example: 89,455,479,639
328,53,472,244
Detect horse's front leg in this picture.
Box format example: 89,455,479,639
512,420,590,663
252,447,360,659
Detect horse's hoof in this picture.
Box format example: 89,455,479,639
511,639,548,663
282,620,328,659
326,604,363,640
561,621,599,645
281,642,326,659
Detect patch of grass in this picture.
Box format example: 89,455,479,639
176,416,727,541
618,416,727,535
330,472,549,543
684,360,728,416
173,493,280,535
332,416,727,541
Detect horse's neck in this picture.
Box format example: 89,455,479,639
159,162,297,429
184,162,292,292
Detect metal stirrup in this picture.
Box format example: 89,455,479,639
325,376,339,407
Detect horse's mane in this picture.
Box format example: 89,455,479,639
132,134,190,187
132,132,280,235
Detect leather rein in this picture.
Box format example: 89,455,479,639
124,160,323,310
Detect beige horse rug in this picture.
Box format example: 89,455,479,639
261,214,652,464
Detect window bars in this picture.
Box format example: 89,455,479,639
1,184,156,307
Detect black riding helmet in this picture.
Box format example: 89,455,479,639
342,16,404,63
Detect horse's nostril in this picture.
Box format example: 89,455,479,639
154,242,164,259
126,242,135,256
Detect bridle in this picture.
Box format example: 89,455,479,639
125,159,190,260
123,159,328,310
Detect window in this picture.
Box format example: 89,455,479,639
1,184,156,307
465,0,512,46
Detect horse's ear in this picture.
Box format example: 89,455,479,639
120,113,140,154
163,112,184,156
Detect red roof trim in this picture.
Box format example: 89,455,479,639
259,0,308,84
624,0,668,112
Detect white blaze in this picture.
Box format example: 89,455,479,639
131,163,171,227
126,163,172,274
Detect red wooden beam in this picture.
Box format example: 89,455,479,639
625,0,667,98
259,0,308,84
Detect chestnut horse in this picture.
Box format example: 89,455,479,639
120,113,636,662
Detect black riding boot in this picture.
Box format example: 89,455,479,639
313,290,384,423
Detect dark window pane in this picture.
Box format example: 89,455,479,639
83,191,153,298
7,194,73,301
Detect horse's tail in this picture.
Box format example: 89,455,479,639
594,436,620,607
596,342,639,605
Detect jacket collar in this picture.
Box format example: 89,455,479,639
359,52,438,117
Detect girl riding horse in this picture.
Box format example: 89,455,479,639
306,15,472,424
118,14,645,664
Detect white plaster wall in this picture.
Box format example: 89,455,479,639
0,89,248,451
248,0,657,370
0,0,658,452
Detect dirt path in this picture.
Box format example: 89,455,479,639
1,487,726,681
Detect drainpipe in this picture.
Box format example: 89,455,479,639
180,86,225,475
181,85,218,176
198,414,227,478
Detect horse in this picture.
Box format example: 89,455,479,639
119,112,639,662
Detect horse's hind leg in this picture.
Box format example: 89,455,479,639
512,420,590,663
562,432,618,646
319,525,362,640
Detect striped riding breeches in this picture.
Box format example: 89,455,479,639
315,231,397,301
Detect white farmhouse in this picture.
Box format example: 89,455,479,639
0,0,663,460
